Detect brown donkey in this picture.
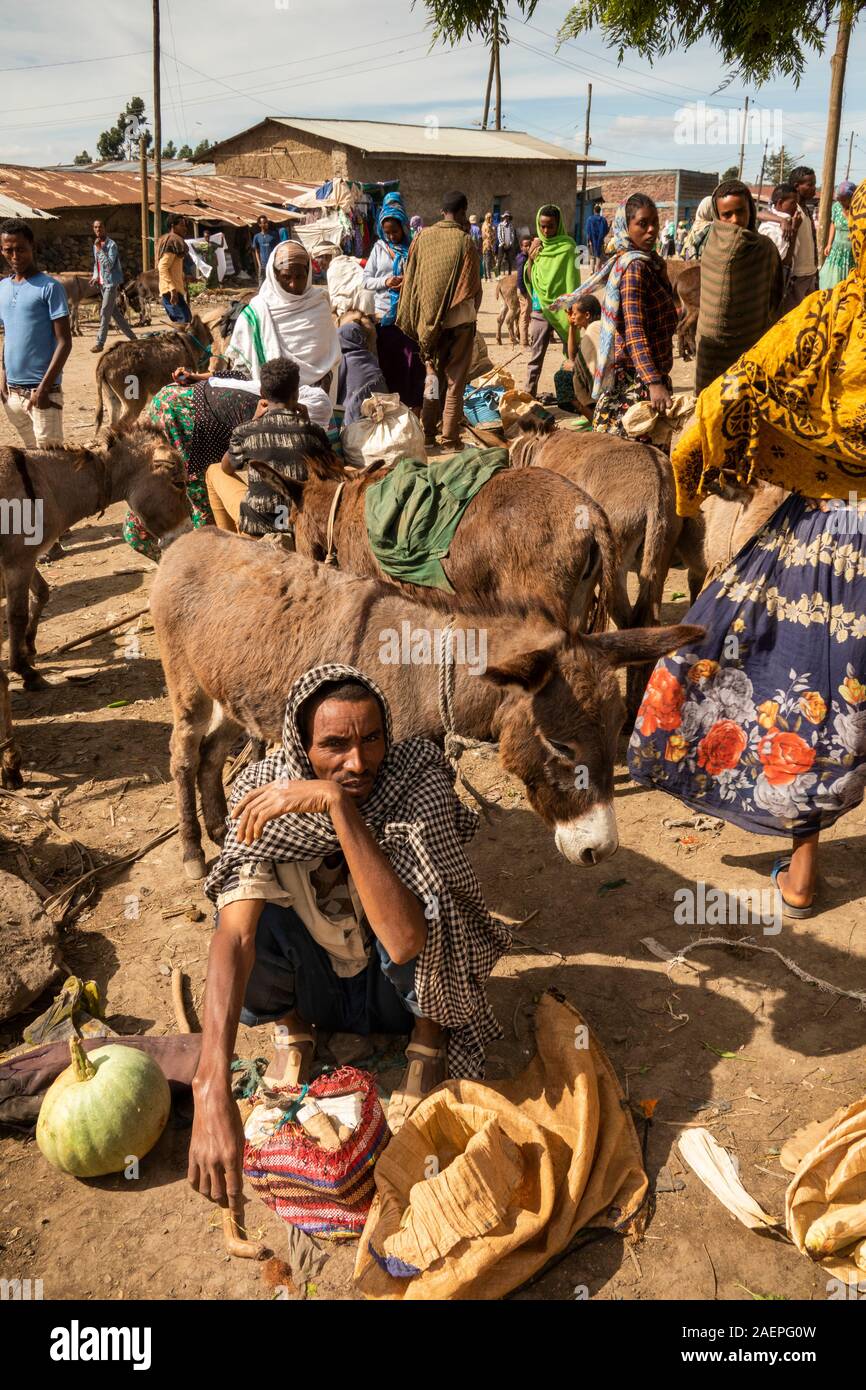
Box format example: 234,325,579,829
151,529,702,878
0,426,190,690
256,452,619,632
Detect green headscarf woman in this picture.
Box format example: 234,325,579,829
526,204,579,343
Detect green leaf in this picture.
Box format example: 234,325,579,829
107,699,129,708
670,591,687,600
598,877,628,895
305,1281,318,1298
701,1041,756,1061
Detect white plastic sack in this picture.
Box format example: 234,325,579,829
327,254,376,319
341,393,427,468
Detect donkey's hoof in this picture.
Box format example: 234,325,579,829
21,671,49,692
1,765,24,791
183,853,207,881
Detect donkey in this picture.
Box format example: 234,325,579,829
495,272,520,346
0,633,21,788
122,268,160,327
53,272,101,337
150,529,702,878
93,315,214,434
254,453,619,632
665,258,700,361
0,426,190,690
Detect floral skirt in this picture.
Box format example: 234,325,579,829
593,367,671,438
122,383,213,562
628,494,866,839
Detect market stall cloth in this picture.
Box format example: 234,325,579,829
292,213,346,257
354,991,648,1300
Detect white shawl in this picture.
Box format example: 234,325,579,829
228,246,341,400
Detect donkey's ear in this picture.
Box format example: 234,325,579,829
482,625,560,692
584,623,705,668
250,461,306,510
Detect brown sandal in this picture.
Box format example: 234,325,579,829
263,1026,316,1089
387,1042,447,1136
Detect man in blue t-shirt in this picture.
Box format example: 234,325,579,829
0,219,71,448
252,216,280,284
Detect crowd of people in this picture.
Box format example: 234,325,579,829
2,162,865,1205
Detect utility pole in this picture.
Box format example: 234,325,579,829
481,46,494,130
493,12,502,131
139,132,150,271
845,128,854,178
578,83,592,246
756,138,768,205
152,0,162,256
737,94,749,179
818,0,854,260
778,144,785,184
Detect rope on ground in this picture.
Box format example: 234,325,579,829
642,935,866,1008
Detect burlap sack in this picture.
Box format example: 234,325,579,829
354,991,647,1299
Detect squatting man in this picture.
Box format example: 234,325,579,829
188,666,508,1212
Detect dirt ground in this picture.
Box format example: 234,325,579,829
1,281,865,1304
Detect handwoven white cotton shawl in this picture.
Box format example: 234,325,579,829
228,245,341,399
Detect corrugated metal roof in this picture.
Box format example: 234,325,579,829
0,164,319,227
211,118,604,164
0,191,57,220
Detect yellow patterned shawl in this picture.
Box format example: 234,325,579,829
671,177,866,516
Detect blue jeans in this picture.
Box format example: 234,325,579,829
95,284,136,349
162,292,191,324
232,903,420,1034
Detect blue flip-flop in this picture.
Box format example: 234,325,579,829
771,856,814,919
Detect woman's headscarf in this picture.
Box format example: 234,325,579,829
228,239,341,397
375,191,412,327
551,203,654,399
682,196,715,259
671,177,866,514
204,663,509,1079
526,204,579,344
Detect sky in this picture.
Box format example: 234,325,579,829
1,0,864,186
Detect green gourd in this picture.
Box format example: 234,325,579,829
36,1039,171,1177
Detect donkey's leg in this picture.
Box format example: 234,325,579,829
197,708,243,848
0,668,23,789
168,681,213,879
26,569,50,656
5,564,47,689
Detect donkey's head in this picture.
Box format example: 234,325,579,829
103,424,191,543
484,620,703,865
252,455,356,560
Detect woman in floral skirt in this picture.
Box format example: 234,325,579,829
629,177,866,920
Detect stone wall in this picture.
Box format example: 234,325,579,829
211,120,335,183
28,204,145,276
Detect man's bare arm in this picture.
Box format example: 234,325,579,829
188,899,262,1206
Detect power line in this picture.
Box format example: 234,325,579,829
0,48,149,74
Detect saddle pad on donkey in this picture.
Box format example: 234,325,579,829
364,448,509,592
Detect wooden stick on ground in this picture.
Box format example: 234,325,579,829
171,968,192,1034
44,607,151,658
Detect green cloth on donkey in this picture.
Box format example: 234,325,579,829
365,448,509,592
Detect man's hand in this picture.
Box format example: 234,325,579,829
232,779,345,843
648,382,672,414
188,1075,245,1206
30,383,52,412
170,289,179,305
